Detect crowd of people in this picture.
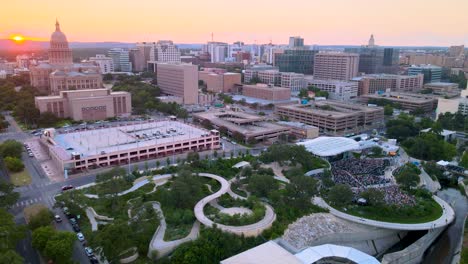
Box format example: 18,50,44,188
331,158,391,187
354,185,416,206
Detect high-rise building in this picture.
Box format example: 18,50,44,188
129,48,146,72
345,35,399,74
30,20,102,94
156,63,198,104
16,55,30,69
150,40,181,63
108,48,132,72
313,52,359,81
89,54,114,73
408,64,442,83
203,42,229,62
274,49,317,74
289,36,304,48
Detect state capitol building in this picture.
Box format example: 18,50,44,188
30,20,103,95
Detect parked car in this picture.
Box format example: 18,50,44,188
54,215,62,223
84,247,94,257
77,232,85,242
89,256,99,264
62,206,70,214
69,218,77,225
72,224,81,232
61,185,74,191
28,153,34,157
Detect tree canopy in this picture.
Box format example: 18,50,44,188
328,184,353,206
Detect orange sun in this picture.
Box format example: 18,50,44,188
11,35,25,43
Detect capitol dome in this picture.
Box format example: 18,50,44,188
50,20,68,43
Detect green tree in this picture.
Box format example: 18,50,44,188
37,112,60,127
0,140,23,159
285,175,318,209
0,249,23,264
395,164,420,189
4,157,24,172
328,184,353,206
384,105,393,116
0,181,19,209
32,226,55,252
298,88,309,99
461,152,468,169
43,231,76,263
0,209,26,253
247,174,278,198
28,208,53,230
360,188,384,206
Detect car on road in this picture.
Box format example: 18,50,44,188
77,232,85,242
54,215,62,223
84,247,94,257
61,185,74,191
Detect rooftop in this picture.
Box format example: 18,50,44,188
295,244,380,264
232,95,297,105
51,120,209,159
364,92,437,102
297,136,359,157
278,101,382,117
220,241,302,264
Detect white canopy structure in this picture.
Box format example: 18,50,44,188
297,136,359,157
295,244,380,264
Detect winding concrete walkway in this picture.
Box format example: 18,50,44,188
194,173,276,237
148,202,200,258
313,196,455,231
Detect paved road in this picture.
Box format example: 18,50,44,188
313,196,455,231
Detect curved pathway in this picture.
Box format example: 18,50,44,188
148,202,200,258
313,196,455,231
194,173,276,237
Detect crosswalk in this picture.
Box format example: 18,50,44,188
11,195,56,209
14,181,55,192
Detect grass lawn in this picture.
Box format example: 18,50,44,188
336,198,443,224
10,169,32,186
23,203,48,224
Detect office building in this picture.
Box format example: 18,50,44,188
345,35,399,74
313,52,359,81
89,54,114,74
149,40,181,63
35,89,131,121
361,92,438,112
199,69,241,93
276,101,384,135
244,65,279,84
193,110,290,142
16,55,31,69
108,48,132,72
289,36,304,48
242,84,291,101
203,42,229,62
408,64,442,83
274,49,317,74
424,82,460,97
0,70,6,79
40,121,219,176
30,20,103,94
0,61,16,75
129,48,146,72
156,63,198,104
280,72,306,92
306,79,358,101
354,74,424,95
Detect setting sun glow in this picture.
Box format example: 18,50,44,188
11,35,25,42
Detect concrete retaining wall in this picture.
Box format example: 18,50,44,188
381,227,445,264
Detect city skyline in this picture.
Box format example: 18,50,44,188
1,0,467,46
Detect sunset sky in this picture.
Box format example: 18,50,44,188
1,0,467,46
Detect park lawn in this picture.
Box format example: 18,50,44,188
23,203,48,224
10,169,32,186
338,198,443,224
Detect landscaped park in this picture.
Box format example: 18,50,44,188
54,144,452,263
